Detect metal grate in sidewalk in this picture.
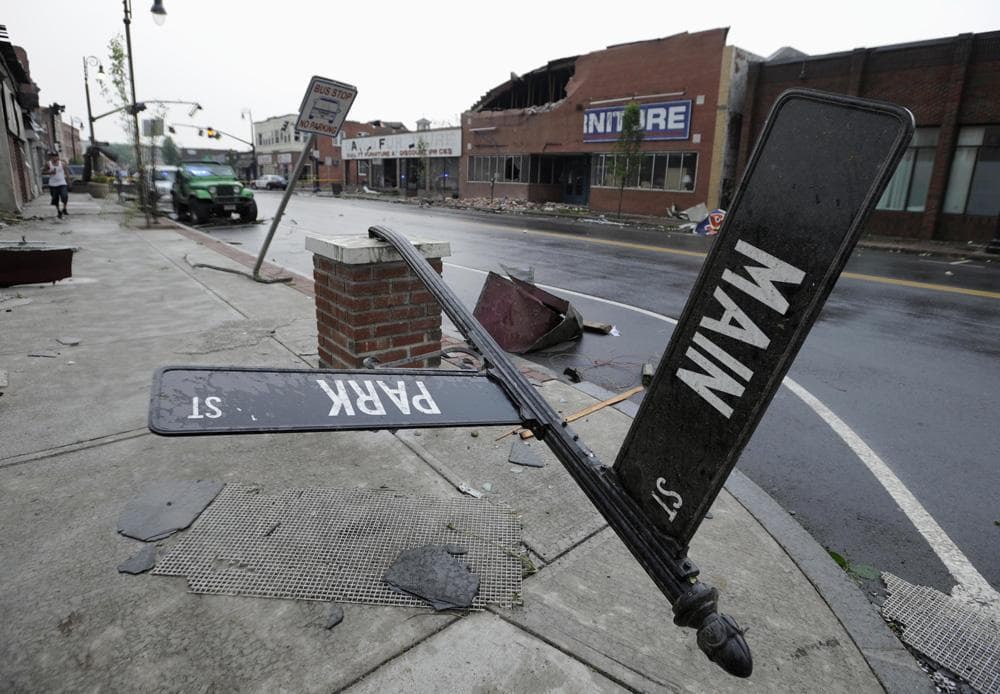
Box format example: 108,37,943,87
153,484,524,610
882,572,1000,693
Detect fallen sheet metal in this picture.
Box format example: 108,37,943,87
472,272,582,353
153,484,522,609
508,438,545,468
117,545,158,575
117,479,224,542
882,572,1000,693
384,544,480,611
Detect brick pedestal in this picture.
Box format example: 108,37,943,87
305,235,451,369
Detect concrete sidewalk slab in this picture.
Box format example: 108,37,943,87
505,508,882,693
343,612,627,692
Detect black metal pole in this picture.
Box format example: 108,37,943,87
122,0,150,227
82,57,97,181
367,224,752,678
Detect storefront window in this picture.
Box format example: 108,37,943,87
943,126,1000,216
590,152,697,191
877,127,938,212
468,155,529,182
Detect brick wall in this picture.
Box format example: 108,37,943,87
306,236,450,369
740,31,1000,244
461,28,729,213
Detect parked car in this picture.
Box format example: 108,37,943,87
171,161,257,224
252,174,288,190
69,165,86,192
147,165,179,201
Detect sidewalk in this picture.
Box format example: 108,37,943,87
0,195,931,693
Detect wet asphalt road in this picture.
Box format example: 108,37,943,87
191,192,1000,602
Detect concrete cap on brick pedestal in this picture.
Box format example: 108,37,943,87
305,234,450,264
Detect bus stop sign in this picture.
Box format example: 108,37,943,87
296,75,358,139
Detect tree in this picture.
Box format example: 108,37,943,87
160,136,180,165
613,102,644,220
98,35,134,152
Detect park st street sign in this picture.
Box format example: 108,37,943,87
149,367,521,435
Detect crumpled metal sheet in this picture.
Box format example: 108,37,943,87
473,271,582,353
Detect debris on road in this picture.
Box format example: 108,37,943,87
117,545,157,575
117,479,224,542
473,271,582,353
56,337,81,346
383,545,480,611
563,367,582,383
881,572,1000,694
324,605,345,630
457,483,483,499
583,320,614,335
508,438,545,468
498,263,534,283
518,385,644,441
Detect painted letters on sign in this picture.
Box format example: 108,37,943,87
583,101,691,142
675,241,805,418
149,367,522,435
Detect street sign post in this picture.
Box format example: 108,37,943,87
613,90,914,547
150,89,913,678
252,76,358,283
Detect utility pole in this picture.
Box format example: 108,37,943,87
122,0,150,227
82,56,101,180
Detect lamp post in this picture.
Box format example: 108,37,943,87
241,108,257,181
81,56,103,180
122,0,166,227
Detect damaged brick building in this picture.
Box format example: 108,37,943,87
739,31,1000,244
461,28,757,216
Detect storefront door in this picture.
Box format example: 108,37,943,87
563,156,589,205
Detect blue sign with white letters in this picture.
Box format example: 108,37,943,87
583,100,692,142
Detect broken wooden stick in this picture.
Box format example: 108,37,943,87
496,385,645,441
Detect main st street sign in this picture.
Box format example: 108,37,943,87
150,90,913,678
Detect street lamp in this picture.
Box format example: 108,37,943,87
241,108,257,180
150,0,167,25
121,0,166,226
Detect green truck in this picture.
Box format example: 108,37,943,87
171,161,257,224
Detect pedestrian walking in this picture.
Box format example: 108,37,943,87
45,151,72,219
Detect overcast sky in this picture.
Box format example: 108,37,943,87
5,1,998,151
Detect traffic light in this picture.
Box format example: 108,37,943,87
205,127,222,140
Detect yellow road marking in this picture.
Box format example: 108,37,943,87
840,272,1000,299
491,226,1000,300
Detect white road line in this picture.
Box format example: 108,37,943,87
446,261,1000,608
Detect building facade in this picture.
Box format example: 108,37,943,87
315,119,408,192
341,123,461,195
1,28,43,212
460,29,756,216
739,32,1000,245
253,113,303,179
